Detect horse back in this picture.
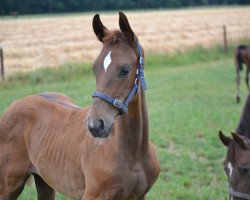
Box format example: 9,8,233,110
38,92,82,109
0,92,87,154
236,45,250,66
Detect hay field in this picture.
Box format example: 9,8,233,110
1,7,250,74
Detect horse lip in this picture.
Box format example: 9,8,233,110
97,132,109,138
90,129,110,138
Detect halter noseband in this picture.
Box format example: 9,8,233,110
230,187,250,200
92,42,147,114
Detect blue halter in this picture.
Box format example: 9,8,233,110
92,42,147,114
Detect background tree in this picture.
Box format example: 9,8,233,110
0,0,249,15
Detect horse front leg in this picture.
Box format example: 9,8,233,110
33,174,55,200
236,68,240,103
246,66,250,91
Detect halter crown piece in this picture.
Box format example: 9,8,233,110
92,42,147,114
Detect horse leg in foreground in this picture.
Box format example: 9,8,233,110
236,68,240,103
246,66,250,91
235,46,242,103
0,12,160,200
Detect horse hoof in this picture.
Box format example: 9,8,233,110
236,96,240,103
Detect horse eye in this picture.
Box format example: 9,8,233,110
119,66,131,78
239,167,249,174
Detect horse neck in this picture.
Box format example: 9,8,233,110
115,87,149,155
236,94,250,138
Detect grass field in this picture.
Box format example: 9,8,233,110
0,44,249,199
1,7,250,74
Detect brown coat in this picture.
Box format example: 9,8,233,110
0,12,160,200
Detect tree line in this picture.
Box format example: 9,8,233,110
0,0,249,15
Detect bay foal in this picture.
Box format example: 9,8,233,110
0,12,160,200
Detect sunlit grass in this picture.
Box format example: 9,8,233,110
1,47,249,199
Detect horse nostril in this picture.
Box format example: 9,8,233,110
87,118,106,137
98,119,104,130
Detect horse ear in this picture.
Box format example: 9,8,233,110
93,14,109,42
119,12,136,45
231,132,247,150
219,131,231,146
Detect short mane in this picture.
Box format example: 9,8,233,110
102,29,138,48
102,30,124,43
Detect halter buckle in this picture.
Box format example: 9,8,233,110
139,56,144,66
113,99,123,109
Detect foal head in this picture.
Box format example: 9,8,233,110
87,12,143,138
219,131,250,200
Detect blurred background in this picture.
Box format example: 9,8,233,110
1,1,250,200
1,0,249,15
0,0,250,75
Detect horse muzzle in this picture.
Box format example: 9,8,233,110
87,117,113,138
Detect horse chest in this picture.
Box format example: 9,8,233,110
98,143,159,199
128,163,149,196
97,163,148,200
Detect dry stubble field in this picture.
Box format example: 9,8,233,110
1,7,250,74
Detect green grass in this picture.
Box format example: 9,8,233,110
0,44,249,199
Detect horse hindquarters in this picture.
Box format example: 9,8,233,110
0,133,31,199
0,106,32,199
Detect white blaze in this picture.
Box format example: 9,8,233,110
227,162,234,200
228,162,233,180
103,51,112,71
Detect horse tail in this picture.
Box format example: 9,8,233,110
236,47,243,71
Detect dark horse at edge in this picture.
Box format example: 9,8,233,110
219,93,250,199
0,12,160,200
235,45,250,103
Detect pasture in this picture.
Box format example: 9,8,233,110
1,7,250,74
0,44,249,199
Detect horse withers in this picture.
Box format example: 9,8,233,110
0,12,160,200
219,93,250,199
235,45,250,103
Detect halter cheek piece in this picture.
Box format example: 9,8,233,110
230,187,250,200
92,42,147,114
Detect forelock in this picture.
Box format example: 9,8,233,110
102,30,124,43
